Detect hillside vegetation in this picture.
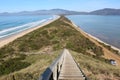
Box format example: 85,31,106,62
71,50,120,80
0,16,120,80
0,16,104,57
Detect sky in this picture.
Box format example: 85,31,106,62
0,0,120,12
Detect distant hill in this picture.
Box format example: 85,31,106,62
90,8,120,15
0,8,120,15
0,9,87,16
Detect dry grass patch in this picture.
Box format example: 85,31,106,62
70,50,120,80
0,50,62,80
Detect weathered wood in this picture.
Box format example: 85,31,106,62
39,49,87,80
58,49,85,80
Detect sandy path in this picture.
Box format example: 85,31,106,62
0,16,60,48
71,22,120,66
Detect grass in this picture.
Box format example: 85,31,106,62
0,50,61,80
0,54,30,76
0,16,104,77
99,42,120,55
0,16,104,58
70,50,120,80
0,16,119,80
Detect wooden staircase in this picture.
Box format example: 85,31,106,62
58,49,85,80
39,49,87,80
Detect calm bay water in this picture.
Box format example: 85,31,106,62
0,15,52,38
67,15,120,49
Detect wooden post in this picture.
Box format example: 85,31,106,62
53,66,57,80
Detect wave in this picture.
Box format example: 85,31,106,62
0,19,46,34
0,17,53,39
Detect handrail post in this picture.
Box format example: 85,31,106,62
53,65,57,80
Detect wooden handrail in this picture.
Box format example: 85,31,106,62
39,49,88,80
39,49,66,80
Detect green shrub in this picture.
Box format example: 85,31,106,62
0,57,30,76
0,16,105,77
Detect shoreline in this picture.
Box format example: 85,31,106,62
0,16,60,48
71,21,120,53
86,33,120,53
71,21,120,66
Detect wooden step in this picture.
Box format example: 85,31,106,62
58,49,85,80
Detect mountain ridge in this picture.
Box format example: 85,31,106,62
0,9,87,15
1,8,120,15
90,8,120,15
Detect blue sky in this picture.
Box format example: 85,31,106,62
0,0,120,12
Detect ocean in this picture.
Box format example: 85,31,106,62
67,15,120,49
0,15,52,39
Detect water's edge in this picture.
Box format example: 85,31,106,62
71,20,120,53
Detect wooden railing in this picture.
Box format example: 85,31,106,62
39,49,88,80
39,49,66,80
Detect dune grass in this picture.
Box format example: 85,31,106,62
0,50,61,80
0,16,119,80
0,16,104,58
70,50,120,80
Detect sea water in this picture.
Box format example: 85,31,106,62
0,15,52,39
67,15,120,49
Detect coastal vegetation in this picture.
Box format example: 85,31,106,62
99,42,120,55
71,50,120,80
0,16,104,57
0,54,30,75
0,16,120,80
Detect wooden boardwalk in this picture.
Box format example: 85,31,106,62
58,49,85,80
39,49,87,80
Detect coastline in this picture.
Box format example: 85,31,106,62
71,21,120,53
85,33,120,53
0,16,60,48
71,21,120,66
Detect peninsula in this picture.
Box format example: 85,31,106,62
0,16,120,80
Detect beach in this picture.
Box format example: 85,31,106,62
71,21,120,66
0,16,60,48
72,21,120,53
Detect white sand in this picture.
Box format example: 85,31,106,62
0,16,60,48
